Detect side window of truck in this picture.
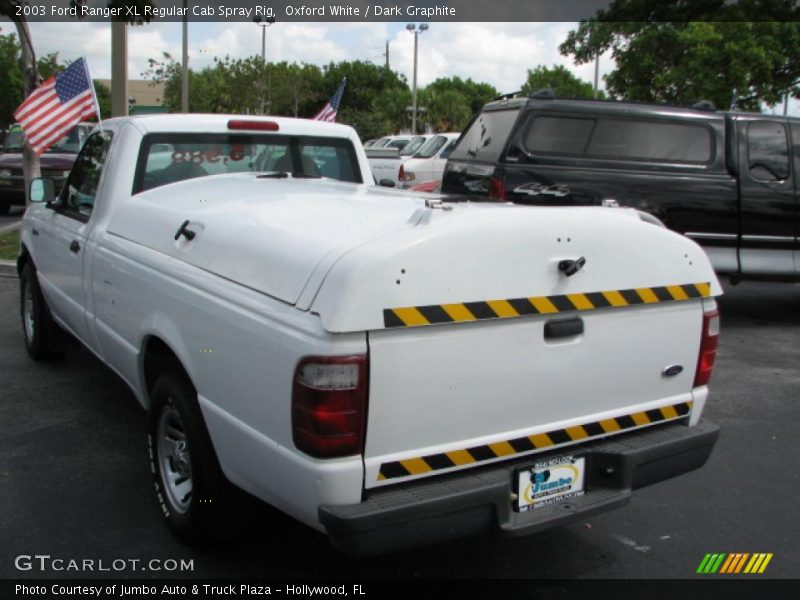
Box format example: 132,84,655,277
450,109,520,162
747,121,789,182
521,115,713,164
62,131,112,218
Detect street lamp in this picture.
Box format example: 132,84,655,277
255,16,276,63
181,0,189,112
254,17,276,114
406,23,428,135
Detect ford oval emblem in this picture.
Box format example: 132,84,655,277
662,364,684,377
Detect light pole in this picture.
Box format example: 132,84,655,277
255,16,276,63
181,0,189,112
406,23,428,135
254,17,276,114
593,52,600,99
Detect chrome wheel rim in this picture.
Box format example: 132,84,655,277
22,280,35,343
156,401,193,514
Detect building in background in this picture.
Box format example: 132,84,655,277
97,80,167,115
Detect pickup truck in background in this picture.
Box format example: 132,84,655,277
366,134,429,185
0,124,91,215
18,114,721,555
443,94,800,283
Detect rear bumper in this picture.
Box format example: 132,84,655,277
319,420,719,556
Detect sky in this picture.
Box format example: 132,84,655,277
2,19,797,115
12,20,608,94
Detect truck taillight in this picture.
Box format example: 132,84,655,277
488,176,507,201
694,308,720,387
292,355,368,458
399,165,414,182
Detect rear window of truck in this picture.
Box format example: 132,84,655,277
449,109,520,163
132,133,363,194
521,115,714,164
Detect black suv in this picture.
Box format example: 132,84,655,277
442,93,800,282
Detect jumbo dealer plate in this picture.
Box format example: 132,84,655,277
516,455,585,512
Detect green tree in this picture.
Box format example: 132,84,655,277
419,88,471,132
321,61,410,139
418,77,498,132
0,34,85,130
560,1,800,111
0,33,24,131
94,80,112,119
423,76,498,114
521,65,601,99
143,55,442,139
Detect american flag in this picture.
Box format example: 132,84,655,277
312,78,347,122
14,57,99,155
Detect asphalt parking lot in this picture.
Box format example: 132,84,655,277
0,274,798,580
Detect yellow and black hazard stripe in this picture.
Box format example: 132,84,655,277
383,282,711,328
377,401,693,481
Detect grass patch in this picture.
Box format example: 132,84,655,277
0,227,20,261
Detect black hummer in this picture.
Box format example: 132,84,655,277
442,93,799,282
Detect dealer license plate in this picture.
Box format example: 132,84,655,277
516,455,585,512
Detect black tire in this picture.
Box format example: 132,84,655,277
0,203,10,216
19,262,66,360
147,370,248,545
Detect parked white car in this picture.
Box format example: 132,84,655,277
18,114,721,555
367,135,430,185
399,132,460,188
372,135,412,151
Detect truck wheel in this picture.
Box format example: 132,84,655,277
19,262,66,360
148,370,247,545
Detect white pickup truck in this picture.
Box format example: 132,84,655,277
17,114,722,555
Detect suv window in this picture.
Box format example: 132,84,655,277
61,131,112,217
449,109,520,162
521,115,713,164
524,116,594,155
747,121,789,181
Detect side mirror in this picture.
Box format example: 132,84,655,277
29,177,55,203
379,178,395,188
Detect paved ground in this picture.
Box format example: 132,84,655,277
0,275,797,580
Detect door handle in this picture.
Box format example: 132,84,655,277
69,240,80,254
544,317,584,340
174,219,196,241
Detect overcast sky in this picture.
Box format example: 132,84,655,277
16,20,608,93
2,19,797,115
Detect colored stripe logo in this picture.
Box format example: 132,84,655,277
377,401,692,481
384,282,712,328
697,553,773,574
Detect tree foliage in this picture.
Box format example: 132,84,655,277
0,33,24,131
521,65,601,99
560,0,800,111
143,55,415,140
419,77,498,132
322,61,410,140
0,34,113,127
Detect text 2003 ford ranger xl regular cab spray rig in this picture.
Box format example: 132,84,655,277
18,115,721,555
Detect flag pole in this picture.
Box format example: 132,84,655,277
82,56,104,131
